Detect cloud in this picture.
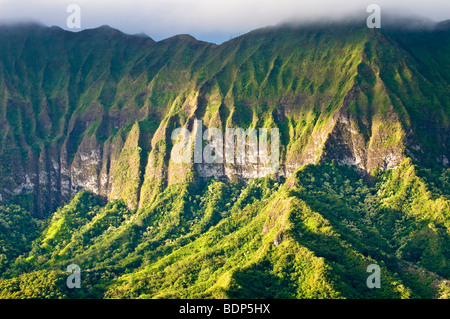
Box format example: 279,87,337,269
0,0,449,43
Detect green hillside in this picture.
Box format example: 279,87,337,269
0,19,449,299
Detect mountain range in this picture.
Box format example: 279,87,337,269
0,18,449,299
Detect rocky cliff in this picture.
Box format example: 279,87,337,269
0,21,449,216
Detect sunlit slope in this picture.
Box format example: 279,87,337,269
1,160,449,298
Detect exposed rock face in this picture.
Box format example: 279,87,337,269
0,22,448,216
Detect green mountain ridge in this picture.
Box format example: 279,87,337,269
0,20,449,215
0,19,449,299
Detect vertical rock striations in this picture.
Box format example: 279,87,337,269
0,21,448,215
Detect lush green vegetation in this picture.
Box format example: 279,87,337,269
0,204,40,273
0,160,448,299
0,20,449,299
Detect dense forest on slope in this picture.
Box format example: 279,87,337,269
0,160,449,298
0,19,449,298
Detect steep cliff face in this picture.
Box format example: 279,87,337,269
0,22,449,216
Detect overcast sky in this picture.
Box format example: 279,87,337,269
0,0,449,43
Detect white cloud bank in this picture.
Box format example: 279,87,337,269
0,0,449,43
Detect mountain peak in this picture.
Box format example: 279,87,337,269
77,25,155,42
160,33,199,43
0,21,48,34
82,24,124,35
437,19,450,30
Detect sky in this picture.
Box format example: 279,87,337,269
0,0,449,43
